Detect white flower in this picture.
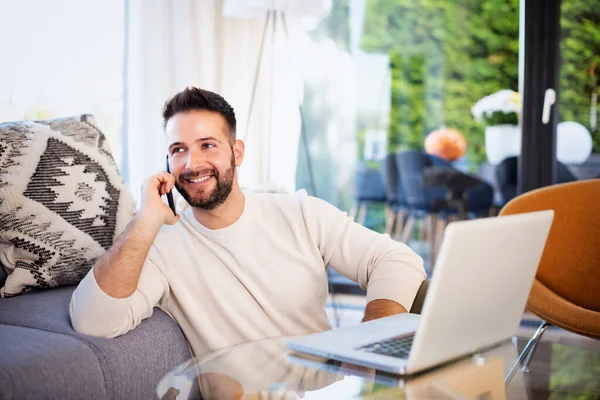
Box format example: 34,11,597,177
471,89,521,122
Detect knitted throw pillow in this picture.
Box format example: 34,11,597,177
0,115,136,297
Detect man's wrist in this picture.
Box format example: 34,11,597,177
135,207,166,232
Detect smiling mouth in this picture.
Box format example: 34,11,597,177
186,175,213,184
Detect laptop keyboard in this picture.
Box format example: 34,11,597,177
356,333,415,359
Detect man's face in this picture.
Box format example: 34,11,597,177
166,110,244,210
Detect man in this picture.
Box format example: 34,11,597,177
70,87,426,358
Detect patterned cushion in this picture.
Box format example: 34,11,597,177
0,115,136,297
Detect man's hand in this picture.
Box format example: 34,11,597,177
139,171,180,226
362,299,407,322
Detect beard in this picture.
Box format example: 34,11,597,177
175,153,236,211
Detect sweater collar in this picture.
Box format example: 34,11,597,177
182,192,251,237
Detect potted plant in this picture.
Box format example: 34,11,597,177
471,89,521,165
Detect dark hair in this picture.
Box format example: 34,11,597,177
162,87,237,140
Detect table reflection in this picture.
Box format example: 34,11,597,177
156,336,533,399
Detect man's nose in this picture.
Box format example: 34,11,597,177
185,150,208,170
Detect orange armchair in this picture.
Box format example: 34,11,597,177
499,179,600,372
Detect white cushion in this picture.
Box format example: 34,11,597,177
0,115,136,297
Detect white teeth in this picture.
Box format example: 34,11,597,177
189,176,211,183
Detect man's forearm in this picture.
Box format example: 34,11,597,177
93,211,163,298
362,299,407,322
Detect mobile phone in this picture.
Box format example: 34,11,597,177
165,155,176,216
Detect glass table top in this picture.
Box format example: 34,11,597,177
156,335,600,399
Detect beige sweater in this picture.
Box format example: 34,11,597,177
70,190,426,357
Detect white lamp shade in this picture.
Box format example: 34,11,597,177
557,121,593,165
223,0,330,18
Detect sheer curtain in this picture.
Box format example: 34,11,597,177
124,0,304,206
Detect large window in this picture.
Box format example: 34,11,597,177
296,0,600,218
556,0,600,179
0,0,124,164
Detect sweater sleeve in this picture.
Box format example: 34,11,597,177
302,193,426,312
69,246,170,338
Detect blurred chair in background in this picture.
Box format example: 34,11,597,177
396,151,494,267
396,150,448,244
500,180,600,375
423,165,494,220
382,153,408,239
495,156,578,206
477,162,504,212
350,161,387,226
495,156,519,207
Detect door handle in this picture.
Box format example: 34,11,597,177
542,88,556,124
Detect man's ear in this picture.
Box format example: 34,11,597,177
233,139,245,167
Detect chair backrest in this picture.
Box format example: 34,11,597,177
499,180,600,315
495,156,578,205
409,279,430,314
355,161,387,202
478,162,503,207
383,152,406,206
557,161,578,183
495,157,519,205
396,151,447,211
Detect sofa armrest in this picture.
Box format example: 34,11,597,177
0,286,192,400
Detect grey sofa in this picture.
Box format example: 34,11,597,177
0,266,192,400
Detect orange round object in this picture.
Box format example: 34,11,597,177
424,128,467,161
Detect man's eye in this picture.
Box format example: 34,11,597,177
172,148,185,154
202,143,215,149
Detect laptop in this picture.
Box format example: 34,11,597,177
287,210,554,375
